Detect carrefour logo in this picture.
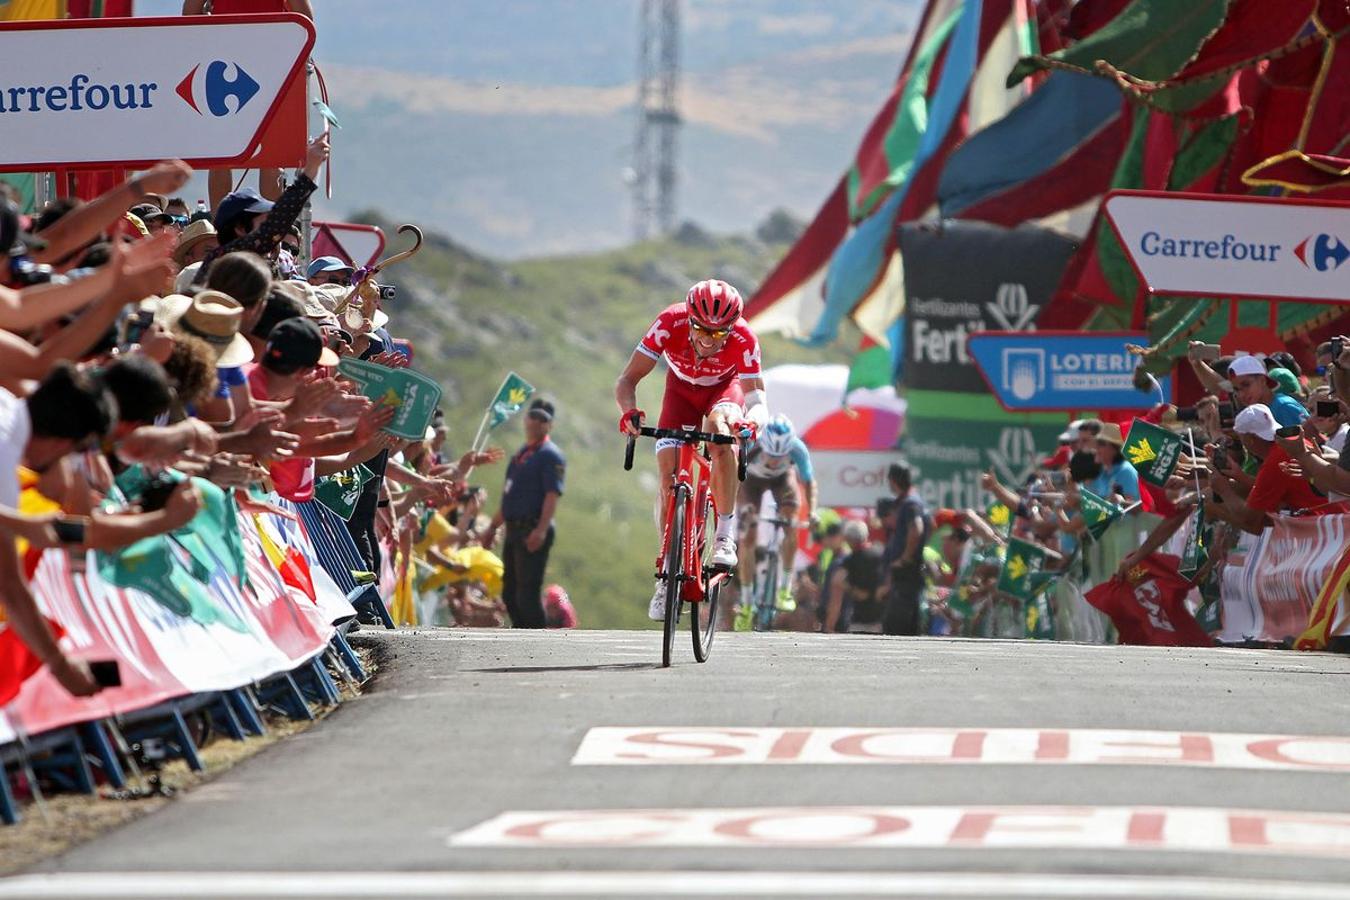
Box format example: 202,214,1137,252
1294,234,1350,272
1138,231,1282,263
175,61,259,117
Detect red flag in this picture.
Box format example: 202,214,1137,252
0,620,64,706
1085,554,1212,647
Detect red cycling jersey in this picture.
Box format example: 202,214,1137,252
635,303,763,430
637,303,762,386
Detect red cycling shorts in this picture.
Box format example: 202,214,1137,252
658,370,744,429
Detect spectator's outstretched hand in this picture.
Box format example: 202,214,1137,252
289,377,340,419
243,418,300,460
292,416,339,440
303,133,331,180
369,351,409,369
322,391,371,420
164,482,203,529
355,404,397,441
138,159,192,197
459,447,504,470
50,657,100,697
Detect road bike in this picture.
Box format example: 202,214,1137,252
624,424,751,667
740,515,795,632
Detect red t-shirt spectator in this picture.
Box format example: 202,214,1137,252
245,363,315,502
1247,444,1325,515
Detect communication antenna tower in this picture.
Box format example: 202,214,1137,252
632,0,680,240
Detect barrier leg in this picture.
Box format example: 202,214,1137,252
168,709,205,773
80,721,126,790
350,584,395,630
0,764,18,825
256,673,314,722
294,657,340,706
208,692,248,742
330,632,365,682
36,729,96,795
228,688,267,737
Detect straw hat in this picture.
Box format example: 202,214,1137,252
156,290,254,367
173,218,217,267
1095,422,1125,447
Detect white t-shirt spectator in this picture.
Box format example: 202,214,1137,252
1327,423,1349,454
0,387,30,507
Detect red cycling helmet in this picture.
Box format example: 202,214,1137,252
685,279,744,330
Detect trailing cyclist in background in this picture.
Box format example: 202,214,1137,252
738,414,817,616
614,279,769,621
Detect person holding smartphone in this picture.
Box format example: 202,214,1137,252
1210,404,1324,534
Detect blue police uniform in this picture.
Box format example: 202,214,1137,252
500,437,566,628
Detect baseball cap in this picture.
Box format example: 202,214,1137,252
131,203,174,225
1268,367,1303,397
1228,355,1274,381
263,318,340,374
307,256,353,279
1234,403,1277,441
214,187,273,232
528,398,555,421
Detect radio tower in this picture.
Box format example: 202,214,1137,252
632,0,680,240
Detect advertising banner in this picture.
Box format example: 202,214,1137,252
967,331,1170,412
1103,190,1350,304
903,412,1066,510
810,450,907,508
0,14,314,171
900,221,1078,394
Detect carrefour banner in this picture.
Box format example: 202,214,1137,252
0,14,314,170
901,221,1079,395
1104,190,1350,304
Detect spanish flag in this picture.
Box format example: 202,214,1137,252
1295,547,1350,651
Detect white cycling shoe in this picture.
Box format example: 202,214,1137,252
648,582,666,621
711,535,738,569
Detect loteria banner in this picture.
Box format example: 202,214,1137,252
0,14,314,171
1103,190,1350,305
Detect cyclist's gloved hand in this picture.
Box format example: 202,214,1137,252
620,408,645,435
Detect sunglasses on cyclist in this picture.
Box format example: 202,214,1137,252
689,320,730,340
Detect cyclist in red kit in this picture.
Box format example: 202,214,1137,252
615,280,770,620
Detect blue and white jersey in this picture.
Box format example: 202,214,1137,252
745,436,814,482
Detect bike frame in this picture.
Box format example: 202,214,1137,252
656,442,717,603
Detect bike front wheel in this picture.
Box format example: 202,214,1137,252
662,493,686,668
692,494,720,662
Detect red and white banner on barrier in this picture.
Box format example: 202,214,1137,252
0,503,341,740
1222,514,1350,646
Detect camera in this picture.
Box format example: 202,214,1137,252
122,308,155,346
1318,399,1341,418
1334,338,1344,363
8,255,65,287
377,283,396,302
139,474,179,512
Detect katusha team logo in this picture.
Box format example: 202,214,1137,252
175,61,260,117
1294,234,1350,272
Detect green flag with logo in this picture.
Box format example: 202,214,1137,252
314,465,376,521
1179,502,1209,580
338,358,444,441
985,501,1013,539
997,537,1046,600
1078,488,1123,542
487,371,535,430
1122,419,1184,487
97,536,247,633
1024,588,1055,640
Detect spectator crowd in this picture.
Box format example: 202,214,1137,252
0,136,590,701
763,344,1350,650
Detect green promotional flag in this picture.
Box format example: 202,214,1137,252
1196,569,1223,633
1024,590,1055,640
487,371,535,430
338,358,443,441
314,465,376,521
1122,419,1184,486
1078,488,1123,542
985,501,1013,539
1179,503,1209,580
997,537,1046,601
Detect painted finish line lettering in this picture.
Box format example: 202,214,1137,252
571,727,1350,772
451,805,1350,859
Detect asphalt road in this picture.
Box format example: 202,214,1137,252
8,629,1350,898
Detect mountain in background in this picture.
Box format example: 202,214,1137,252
138,0,919,258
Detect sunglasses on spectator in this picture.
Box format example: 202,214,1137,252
689,320,730,340
170,215,189,226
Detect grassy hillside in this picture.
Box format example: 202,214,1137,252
363,214,850,628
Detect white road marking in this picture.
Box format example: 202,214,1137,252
4,871,1350,898
449,804,1350,860
571,726,1350,771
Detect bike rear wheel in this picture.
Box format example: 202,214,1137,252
755,562,778,632
662,491,686,668
691,494,719,663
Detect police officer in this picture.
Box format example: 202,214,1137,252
483,398,565,628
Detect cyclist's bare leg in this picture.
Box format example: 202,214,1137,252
703,407,739,522
780,518,798,578
655,445,680,539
